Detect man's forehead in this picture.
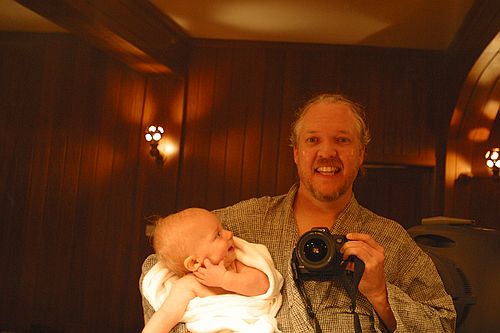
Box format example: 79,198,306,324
304,101,353,116
300,109,356,131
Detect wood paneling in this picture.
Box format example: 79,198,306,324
1,7,497,329
435,0,500,216
443,0,500,225
176,40,445,213
14,0,499,226
354,166,434,229
0,32,183,332
453,178,499,229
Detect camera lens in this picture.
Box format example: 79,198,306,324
304,238,328,262
295,228,338,272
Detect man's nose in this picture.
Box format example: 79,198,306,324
318,141,338,158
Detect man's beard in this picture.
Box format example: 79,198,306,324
305,178,349,202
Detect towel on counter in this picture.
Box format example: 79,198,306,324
142,236,284,333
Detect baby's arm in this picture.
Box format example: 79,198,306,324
194,259,269,296
141,275,197,333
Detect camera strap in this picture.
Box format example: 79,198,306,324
293,274,323,333
341,255,365,333
293,255,365,333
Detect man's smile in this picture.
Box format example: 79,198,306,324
315,166,341,175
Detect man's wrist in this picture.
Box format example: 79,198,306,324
368,288,396,332
366,287,389,307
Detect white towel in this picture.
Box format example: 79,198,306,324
142,237,284,333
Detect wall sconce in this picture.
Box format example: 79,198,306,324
145,125,164,165
485,147,499,181
455,147,500,183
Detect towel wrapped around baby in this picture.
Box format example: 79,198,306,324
142,236,284,333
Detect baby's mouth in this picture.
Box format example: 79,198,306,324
315,166,341,175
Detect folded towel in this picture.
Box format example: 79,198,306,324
142,237,284,333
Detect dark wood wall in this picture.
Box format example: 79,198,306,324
444,30,500,227
176,40,444,218
438,0,500,228
0,32,184,332
0,24,498,333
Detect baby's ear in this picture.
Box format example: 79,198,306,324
184,256,202,272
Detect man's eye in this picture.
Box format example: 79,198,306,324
337,137,350,143
305,137,318,143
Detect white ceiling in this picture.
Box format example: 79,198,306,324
1,0,475,50
149,0,476,50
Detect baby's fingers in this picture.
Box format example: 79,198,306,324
193,271,206,283
203,258,213,268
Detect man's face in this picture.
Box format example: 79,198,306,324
293,102,365,202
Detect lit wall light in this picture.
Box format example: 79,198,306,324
485,147,499,181
145,125,164,165
455,147,500,184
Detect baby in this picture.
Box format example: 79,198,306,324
142,208,281,333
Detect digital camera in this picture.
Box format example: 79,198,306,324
291,227,349,280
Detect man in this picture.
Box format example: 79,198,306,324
141,93,456,332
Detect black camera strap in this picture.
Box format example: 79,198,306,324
293,255,365,333
341,255,365,333
293,273,323,333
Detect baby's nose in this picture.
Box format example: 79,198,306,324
224,229,233,239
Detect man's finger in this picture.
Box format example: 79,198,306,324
347,233,383,251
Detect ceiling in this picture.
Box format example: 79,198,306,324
0,0,66,32
149,0,475,50
1,0,476,50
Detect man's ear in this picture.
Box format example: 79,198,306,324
359,146,366,161
184,256,202,272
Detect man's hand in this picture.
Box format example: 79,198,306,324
342,233,396,332
342,233,386,300
193,258,227,288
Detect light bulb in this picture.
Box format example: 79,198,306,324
153,133,162,141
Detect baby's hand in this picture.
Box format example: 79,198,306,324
193,258,227,287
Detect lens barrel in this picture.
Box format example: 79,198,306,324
292,228,351,280
296,229,335,270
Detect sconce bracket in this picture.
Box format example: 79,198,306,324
149,142,163,165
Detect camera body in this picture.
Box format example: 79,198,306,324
291,227,348,281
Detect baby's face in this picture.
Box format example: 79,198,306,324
188,211,236,268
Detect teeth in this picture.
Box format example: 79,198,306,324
316,166,340,173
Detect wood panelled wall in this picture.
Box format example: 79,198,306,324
176,40,444,225
0,32,183,332
444,31,500,229
439,1,500,228
0,32,472,333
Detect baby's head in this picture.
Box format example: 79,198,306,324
152,208,236,276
